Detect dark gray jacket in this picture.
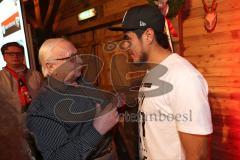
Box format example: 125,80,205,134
27,77,113,160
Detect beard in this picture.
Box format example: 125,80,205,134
139,51,148,62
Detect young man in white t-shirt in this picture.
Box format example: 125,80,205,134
110,4,213,160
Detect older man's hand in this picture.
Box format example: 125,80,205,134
93,103,119,135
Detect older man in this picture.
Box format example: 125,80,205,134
27,38,119,160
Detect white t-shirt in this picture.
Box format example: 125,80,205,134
138,53,213,160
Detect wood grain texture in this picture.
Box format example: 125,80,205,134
183,0,240,159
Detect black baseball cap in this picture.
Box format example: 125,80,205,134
109,4,165,33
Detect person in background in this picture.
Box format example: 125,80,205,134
27,38,120,160
110,4,213,160
0,99,31,160
0,42,43,113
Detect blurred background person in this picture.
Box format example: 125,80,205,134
0,99,31,160
0,42,43,113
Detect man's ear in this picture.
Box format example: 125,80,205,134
46,63,54,75
144,28,155,45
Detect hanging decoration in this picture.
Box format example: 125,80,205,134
148,0,185,38
148,0,185,19
202,0,218,32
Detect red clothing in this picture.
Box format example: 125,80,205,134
0,67,43,112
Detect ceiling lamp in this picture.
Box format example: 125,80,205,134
78,8,97,21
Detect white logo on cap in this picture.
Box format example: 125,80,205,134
140,20,146,27
122,11,128,23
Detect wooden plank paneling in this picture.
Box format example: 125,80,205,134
184,30,240,48
103,0,146,17
206,76,240,87
183,9,240,37
185,0,240,19
183,0,240,159
57,0,147,35
184,42,240,56
209,97,240,116
68,31,94,46
95,43,114,88
186,55,240,67
58,11,125,35
61,0,106,19
95,24,123,42
197,67,240,77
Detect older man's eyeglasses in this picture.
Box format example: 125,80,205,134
50,52,80,63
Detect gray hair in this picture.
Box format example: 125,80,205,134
39,38,68,77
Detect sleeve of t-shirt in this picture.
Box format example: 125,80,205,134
171,74,213,135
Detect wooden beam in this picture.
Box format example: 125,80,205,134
52,0,67,32
26,14,39,29
33,0,43,28
44,0,55,27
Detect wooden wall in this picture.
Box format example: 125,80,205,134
183,0,240,159
56,0,147,89
56,0,240,159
